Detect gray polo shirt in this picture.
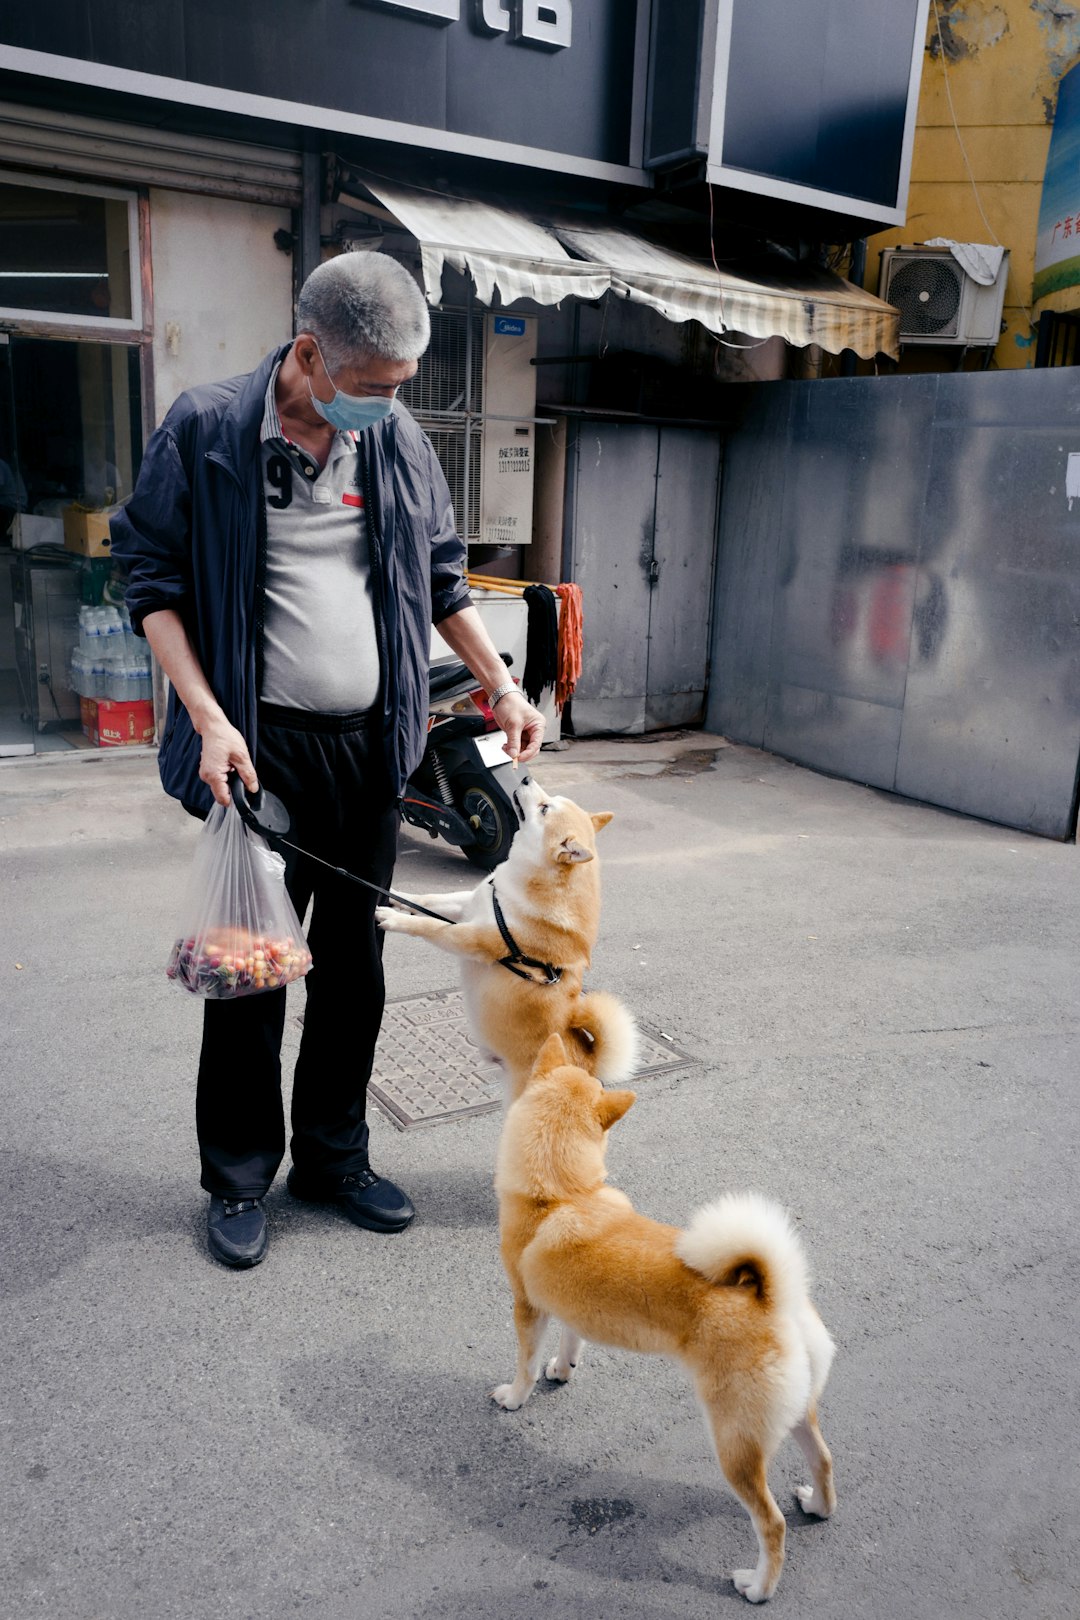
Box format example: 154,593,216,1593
258,365,382,713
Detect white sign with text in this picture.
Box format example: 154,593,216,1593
364,0,571,49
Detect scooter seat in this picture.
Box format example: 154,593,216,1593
428,660,473,700
428,712,489,740
428,652,513,703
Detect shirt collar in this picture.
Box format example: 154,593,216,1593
262,359,359,473
260,360,286,446
261,359,357,455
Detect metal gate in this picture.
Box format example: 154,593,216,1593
706,369,1080,839
566,421,722,735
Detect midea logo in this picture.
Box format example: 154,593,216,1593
361,0,571,50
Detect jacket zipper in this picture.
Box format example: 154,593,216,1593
205,446,260,759
360,435,396,786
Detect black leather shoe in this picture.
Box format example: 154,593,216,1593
207,1196,268,1268
286,1166,415,1233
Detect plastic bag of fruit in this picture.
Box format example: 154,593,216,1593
166,802,312,999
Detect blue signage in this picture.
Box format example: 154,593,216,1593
1035,61,1080,302
493,316,527,335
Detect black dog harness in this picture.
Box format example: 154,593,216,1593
489,882,563,986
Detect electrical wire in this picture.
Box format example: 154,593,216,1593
706,183,775,352
930,0,1035,333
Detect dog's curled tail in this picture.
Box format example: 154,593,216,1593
570,991,639,1084
674,1193,810,1314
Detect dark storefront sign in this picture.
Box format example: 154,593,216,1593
1,2,931,232
0,0,646,182
647,0,930,230
719,0,926,213
1,1,930,227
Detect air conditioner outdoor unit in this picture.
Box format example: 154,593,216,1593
397,306,537,548
879,247,1009,347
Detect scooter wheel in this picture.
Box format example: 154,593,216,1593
458,775,517,869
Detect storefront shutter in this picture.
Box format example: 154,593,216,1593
0,101,302,207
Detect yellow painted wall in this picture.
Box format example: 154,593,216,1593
867,0,1080,368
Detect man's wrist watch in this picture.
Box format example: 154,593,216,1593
487,680,517,708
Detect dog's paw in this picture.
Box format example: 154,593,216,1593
545,1355,576,1384
795,1483,831,1519
732,1569,769,1604
374,906,404,932
490,1383,525,1411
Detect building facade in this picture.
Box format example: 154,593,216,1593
0,1,923,755
866,0,1080,370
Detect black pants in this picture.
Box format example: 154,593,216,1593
196,706,400,1198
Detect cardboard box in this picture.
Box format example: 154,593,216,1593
63,505,114,558
81,697,155,748
11,513,65,551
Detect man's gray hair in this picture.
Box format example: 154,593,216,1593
296,252,431,373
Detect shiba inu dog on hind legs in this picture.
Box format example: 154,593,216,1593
491,1033,837,1605
376,777,638,1102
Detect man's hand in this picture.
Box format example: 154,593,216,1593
433,603,547,764
142,610,258,809
493,689,545,765
197,714,258,808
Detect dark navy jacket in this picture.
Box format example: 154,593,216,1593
111,345,471,813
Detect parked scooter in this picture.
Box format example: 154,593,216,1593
402,656,521,869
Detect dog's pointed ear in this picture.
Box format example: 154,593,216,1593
590,811,614,833
532,1032,568,1077
556,837,594,865
596,1089,635,1131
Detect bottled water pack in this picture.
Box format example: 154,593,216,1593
71,604,152,702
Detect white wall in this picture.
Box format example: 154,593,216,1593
148,189,294,423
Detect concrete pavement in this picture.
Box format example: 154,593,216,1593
1,734,1077,1619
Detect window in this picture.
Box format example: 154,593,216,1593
0,171,141,331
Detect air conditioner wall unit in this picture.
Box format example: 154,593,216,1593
396,306,537,548
879,247,1009,346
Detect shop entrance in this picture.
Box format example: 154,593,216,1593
0,333,144,756
0,167,148,758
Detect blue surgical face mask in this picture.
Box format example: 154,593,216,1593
307,344,396,432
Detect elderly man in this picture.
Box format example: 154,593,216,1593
113,253,544,1269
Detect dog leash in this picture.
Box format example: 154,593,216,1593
231,774,563,981
270,832,460,924
230,775,458,924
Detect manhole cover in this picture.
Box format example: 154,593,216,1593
367,988,694,1130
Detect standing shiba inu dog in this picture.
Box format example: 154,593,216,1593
492,1033,837,1605
375,778,637,1103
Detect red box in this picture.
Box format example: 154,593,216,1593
81,698,156,748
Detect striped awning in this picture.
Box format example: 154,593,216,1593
358,177,899,361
